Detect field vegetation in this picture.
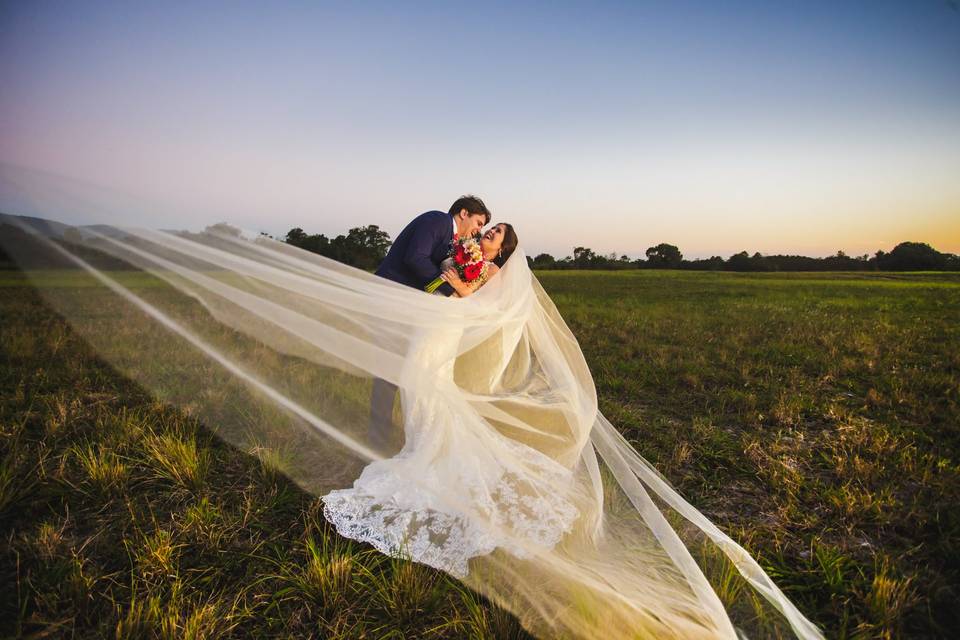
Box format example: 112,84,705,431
2,265,958,638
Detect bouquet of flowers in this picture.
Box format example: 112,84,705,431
425,235,489,294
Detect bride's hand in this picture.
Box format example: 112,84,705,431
440,267,462,284
440,268,470,296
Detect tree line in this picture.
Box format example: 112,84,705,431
528,242,960,271
279,226,960,272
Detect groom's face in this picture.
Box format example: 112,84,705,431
456,210,486,239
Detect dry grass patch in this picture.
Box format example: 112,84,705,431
141,430,210,491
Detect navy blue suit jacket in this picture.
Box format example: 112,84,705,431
375,210,456,296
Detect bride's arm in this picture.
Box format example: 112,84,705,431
440,267,474,297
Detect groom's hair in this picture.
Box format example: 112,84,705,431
449,195,491,224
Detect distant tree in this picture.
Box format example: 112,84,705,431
284,225,391,270
823,250,859,271
286,228,331,255
767,254,826,271
682,255,725,271
875,241,948,270
752,252,774,271
531,253,556,269
573,246,597,268
285,227,308,244
645,243,683,268
337,225,393,270
726,251,768,271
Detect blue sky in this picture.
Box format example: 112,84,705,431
1,1,958,258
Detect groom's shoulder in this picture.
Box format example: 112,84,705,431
409,210,449,228
416,209,448,222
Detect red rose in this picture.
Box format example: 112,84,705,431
454,244,469,265
463,262,483,281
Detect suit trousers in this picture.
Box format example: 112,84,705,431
368,376,398,455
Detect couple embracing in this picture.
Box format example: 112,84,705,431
365,195,519,453
374,194,518,299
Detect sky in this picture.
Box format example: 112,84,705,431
1,1,958,259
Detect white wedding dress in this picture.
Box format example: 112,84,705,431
320,321,581,578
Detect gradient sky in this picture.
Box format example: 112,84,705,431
1,1,958,259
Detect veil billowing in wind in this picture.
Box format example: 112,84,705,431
0,163,825,640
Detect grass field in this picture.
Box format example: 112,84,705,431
2,266,958,638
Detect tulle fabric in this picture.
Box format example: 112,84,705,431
0,164,825,639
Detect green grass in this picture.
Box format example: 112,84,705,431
2,266,958,638
535,269,959,638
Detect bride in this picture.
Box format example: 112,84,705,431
0,176,826,638
321,223,579,580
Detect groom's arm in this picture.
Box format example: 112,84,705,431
402,220,455,296
432,280,455,296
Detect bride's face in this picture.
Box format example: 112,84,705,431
480,224,506,258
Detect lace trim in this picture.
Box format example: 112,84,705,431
322,493,497,578
321,446,580,578
323,316,579,578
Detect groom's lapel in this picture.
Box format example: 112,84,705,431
432,214,455,262
431,232,450,263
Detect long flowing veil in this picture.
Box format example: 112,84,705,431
0,163,825,640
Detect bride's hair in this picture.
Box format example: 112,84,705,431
494,223,518,268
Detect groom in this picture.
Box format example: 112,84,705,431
367,195,491,453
